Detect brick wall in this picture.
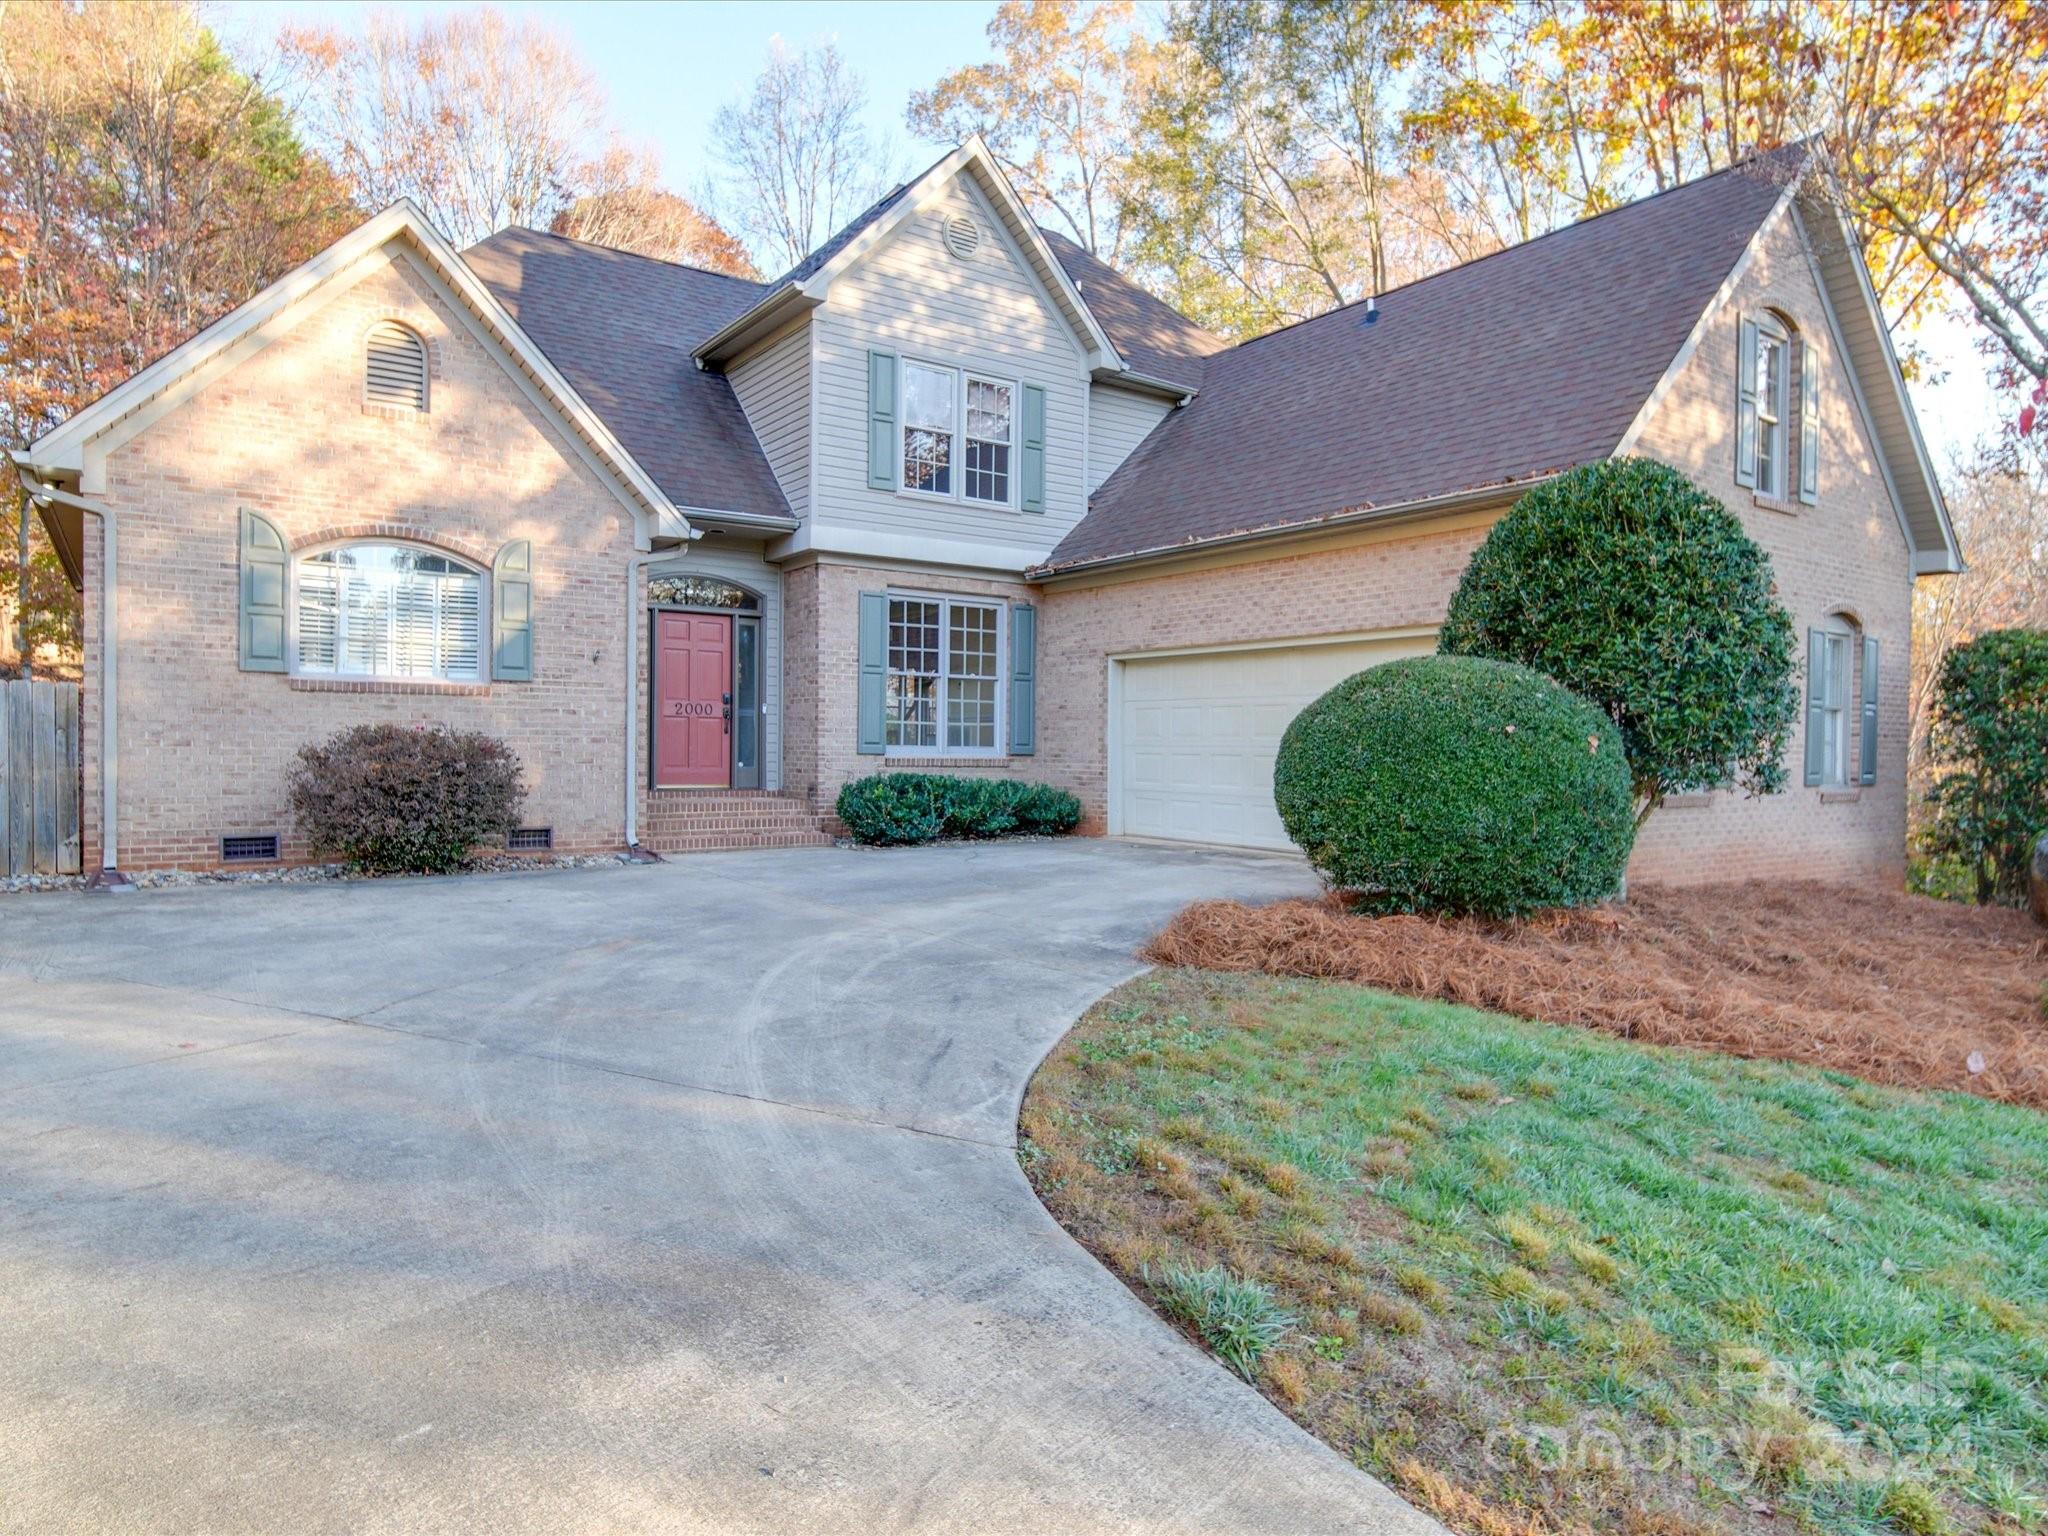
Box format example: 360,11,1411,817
1626,206,1912,885
1032,208,1919,888
780,557,1041,821
82,248,639,869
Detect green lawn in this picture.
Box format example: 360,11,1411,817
1021,970,2048,1536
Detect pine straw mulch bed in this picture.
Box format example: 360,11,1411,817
1143,882,2048,1109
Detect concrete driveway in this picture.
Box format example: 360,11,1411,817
0,840,1440,1535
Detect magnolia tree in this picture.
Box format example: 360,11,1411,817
1439,458,1800,829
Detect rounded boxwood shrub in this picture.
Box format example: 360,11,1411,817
836,773,1082,846
1274,655,1635,916
1439,457,1797,822
287,723,525,874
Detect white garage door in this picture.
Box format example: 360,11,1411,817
1114,633,1435,851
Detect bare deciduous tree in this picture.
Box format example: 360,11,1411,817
710,40,896,274
283,6,614,247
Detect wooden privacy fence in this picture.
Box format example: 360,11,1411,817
1,679,82,876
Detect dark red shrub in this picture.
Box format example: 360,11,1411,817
287,723,525,874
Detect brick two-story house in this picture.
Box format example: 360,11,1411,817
19,139,1958,882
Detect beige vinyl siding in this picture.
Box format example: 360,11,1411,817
810,173,1087,568
726,322,811,517
1088,385,1174,494
649,535,786,791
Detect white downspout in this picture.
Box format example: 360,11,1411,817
16,471,125,883
622,532,701,853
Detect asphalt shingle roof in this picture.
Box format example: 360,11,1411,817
1041,150,1803,571
462,227,790,520
773,182,915,286
1039,229,1226,391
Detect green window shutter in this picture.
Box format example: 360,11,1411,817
492,539,534,682
1803,626,1827,787
857,590,887,754
1734,316,1759,489
1798,338,1820,505
238,508,288,672
1859,635,1880,785
1008,603,1036,756
1020,383,1047,514
867,350,898,491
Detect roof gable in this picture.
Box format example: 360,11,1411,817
463,227,791,525
695,140,1125,373
20,201,681,544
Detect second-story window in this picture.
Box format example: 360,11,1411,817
965,378,1012,503
903,362,956,495
1754,317,1789,499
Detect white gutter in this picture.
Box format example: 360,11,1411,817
1031,475,1557,582
621,534,702,853
14,468,126,883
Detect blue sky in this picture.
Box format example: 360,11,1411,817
210,0,1999,465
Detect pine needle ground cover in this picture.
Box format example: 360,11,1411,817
1145,883,2048,1109
1021,971,2048,1536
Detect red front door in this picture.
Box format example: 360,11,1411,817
655,613,731,788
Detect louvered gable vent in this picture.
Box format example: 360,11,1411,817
365,322,428,411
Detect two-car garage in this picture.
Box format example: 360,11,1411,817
1109,630,1437,851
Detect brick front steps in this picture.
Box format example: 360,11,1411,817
638,791,834,854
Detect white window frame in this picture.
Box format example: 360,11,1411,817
1754,317,1790,500
883,590,1007,758
900,358,958,501
896,359,1020,510
289,539,488,684
1817,622,1852,787
962,373,1015,507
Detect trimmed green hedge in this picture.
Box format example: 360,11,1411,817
1274,654,1635,917
836,773,1083,846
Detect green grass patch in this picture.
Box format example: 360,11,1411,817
1022,969,2048,1536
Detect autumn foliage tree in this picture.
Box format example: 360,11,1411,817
1,0,356,666
551,147,756,275
909,0,1144,261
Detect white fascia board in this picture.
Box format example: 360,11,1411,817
1813,199,1960,573
767,519,1048,574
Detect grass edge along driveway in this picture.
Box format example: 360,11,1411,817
1021,969,2048,1536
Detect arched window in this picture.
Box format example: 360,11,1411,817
296,543,481,681
1805,610,1878,789
365,322,428,411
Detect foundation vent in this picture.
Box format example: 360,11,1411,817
507,826,554,852
221,834,280,863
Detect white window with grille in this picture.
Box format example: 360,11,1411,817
902,362,956,496
296,544,482,681
964,377,1013,505
884,593,1004,755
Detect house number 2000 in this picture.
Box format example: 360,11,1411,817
664,701,719,718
